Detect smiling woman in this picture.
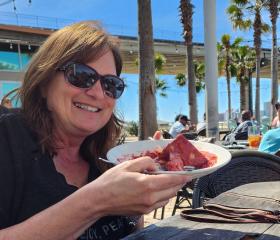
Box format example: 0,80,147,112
0,21,190,240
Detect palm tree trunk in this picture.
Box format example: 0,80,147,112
180,0,197,124
270,2,278,119
248,71,253,115
254,10,261,122
226,66,231,119
137,0,158,140
240,80,247,111
255,52,261,122
187,44,198,124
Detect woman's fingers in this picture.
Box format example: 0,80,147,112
146,174,191,190
120,156,158,172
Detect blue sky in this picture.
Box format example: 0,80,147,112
0,0,278,122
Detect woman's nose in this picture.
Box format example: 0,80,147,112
85,80,105,98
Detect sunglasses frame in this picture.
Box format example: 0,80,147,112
57,62,125,99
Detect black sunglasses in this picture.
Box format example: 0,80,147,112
57,62,125,99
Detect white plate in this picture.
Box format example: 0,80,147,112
107,139,231,179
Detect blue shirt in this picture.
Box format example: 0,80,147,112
259,127,280,154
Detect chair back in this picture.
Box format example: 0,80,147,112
234,131,248,140
192,150,280,208
161,130,173,139
197,128,206,137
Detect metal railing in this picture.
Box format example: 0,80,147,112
0,11,183,40
0,11,75,29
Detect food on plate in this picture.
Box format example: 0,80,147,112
117,134,217,171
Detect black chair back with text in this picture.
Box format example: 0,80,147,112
192,150,280,208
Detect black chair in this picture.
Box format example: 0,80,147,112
153,205,166,220
197,128,206,137
171,180,194,215
234,131,248,140
192,150,280,208
161,130,173,139
183,132,198,140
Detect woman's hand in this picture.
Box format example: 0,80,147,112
85,157,190,217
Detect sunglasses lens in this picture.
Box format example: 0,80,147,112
65,63,97,88
63,63,124,99
102,76,125,99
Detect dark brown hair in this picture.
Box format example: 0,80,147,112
241,110,251,121
19,21,123,167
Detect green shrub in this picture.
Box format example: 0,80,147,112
126,121,138,136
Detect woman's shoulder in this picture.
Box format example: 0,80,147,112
0,111,38,150
0,111,25,131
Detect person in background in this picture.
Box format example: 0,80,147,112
259,127,280,156
271,102,280,128
169,115,190,138
0,21,189,239
1,98,12,109
0,98,12,116
225,110,253,142
174,114,182,122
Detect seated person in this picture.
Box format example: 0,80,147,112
169,115,190,138
258,127,280,155
224,110,253,142
271,102,280,128
0,98,12,116
1,98,12,109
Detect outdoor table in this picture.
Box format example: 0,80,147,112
123,215,280,240
214,140,255,151
218,129,231,140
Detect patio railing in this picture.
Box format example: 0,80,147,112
0,11,182,40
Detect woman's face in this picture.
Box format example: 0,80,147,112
45,50,117,139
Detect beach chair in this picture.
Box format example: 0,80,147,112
192,150,280,208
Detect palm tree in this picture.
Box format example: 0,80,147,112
154,53,169,97
232,45,256,111
175,60,205,93
264,0,280,119
135,53,169,97
227,0,270,122
217,34,242,119
137,0,158,140
179,0,198,124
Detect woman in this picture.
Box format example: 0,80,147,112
271,102,280,128
0,21,189,239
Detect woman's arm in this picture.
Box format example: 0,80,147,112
0,186,103,240
0,157,189,240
